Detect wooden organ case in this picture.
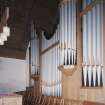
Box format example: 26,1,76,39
27,0,105,105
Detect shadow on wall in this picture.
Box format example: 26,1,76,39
0,57,27,93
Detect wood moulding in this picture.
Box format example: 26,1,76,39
83,101,105,105
31,74,40,80
80,86,103,89
58,65,77,76
80,0,101,17
41,41,59,55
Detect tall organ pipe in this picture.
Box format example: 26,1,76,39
101,1,103,66
83,0,87,86
59,3,62,65
57,25,60,97
88,10,92,86
62,3,65,65
96,4,100,86
68,1,71,65
87,0,92,86
92,6,97,86
73,0,76,65
101,1,103,86
56,29,58,96
64,1,68,65
51,36,54,96
61,3,63,65
69,0,72,65
31,23,34,75
71,0,73,65
58,25,61,97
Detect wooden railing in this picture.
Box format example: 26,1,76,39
21,89,105,105
22,89,83,105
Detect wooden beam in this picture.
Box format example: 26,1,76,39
80,0,101,17
83,101,105,105
0,47,26,59
41,40,59,55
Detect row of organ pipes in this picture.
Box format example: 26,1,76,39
59,0,77,66
30,0,77,96
41,29,62,96
30,23,39,76
41,0,77,96
82,0,103,87
30,0,104,97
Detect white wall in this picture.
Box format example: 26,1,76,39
25,45,30,87
0,57,27,93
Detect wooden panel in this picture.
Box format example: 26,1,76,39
0,47,26,59
83,101,105,105
0,94,22,105
62,0,105,104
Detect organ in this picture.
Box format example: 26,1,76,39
27,0,105,105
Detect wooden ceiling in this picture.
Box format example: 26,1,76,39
0,0,59,59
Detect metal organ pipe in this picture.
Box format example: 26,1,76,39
87,0,92,86
96,4,100,86
59,4,62,95
92,6,97,87
68,1,70,65
59,3,62,65
64,1,67,65
54,30,58,96
57,25,59,97
73,0,76,65
101,1,103,67
100,1,103,86
71,0,73,65
31,23,34,75
58,24,61,97
61,3,65,65
51,36,54,96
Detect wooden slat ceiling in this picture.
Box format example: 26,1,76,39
0,0,59,59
